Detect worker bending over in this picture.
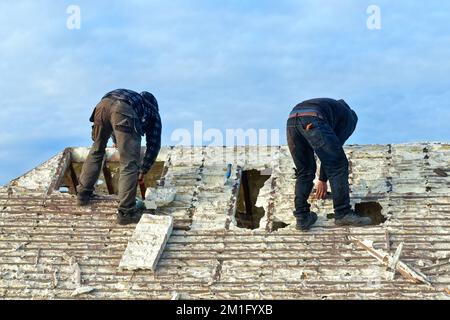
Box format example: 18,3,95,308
77,89,162,225
286,98,372,231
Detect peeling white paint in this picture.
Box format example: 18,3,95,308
2,143,450,300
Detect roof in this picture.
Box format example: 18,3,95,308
1,143,449,299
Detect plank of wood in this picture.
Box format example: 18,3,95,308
69,163,79,194
348,236,432,287
387,242,403,281
102,166,115,195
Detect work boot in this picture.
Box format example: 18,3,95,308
295,211,318,231
77,193,94,207
77,197,90,206
117,208,144,225
76,193,99,206
335,211,372,227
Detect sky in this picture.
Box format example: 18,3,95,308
0,0,449,184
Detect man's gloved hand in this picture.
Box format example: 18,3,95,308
315,180,328,200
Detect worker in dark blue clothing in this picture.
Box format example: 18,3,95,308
77,89,162,225
286,98,372,231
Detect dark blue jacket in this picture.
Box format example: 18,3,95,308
291,98,358,182
292,98,356,132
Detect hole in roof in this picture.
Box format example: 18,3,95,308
57,158,165,199
235,169,271,230
354,202,386,225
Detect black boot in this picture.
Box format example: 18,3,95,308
335,211,372,227
77,192,94,206
117,208,143,225
76,193,101,206
77,197,91,206
296,211,318,231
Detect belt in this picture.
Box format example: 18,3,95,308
289,111,324,120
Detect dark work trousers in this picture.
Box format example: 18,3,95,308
77,98,142,214
286,111,358,219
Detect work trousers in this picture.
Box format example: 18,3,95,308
286,111,357,218
77,98,141,214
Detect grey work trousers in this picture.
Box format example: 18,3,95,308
77,98,142,214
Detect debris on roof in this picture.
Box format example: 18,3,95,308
145,187,177,207
349,236,432,286
119,214,173,271
1,143,450,299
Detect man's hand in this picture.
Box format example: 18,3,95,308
315,180,328,200
112,143,117,149
138,172,145,184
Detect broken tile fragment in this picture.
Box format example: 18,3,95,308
119,214,173,271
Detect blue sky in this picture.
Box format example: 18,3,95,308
1,0,449,184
